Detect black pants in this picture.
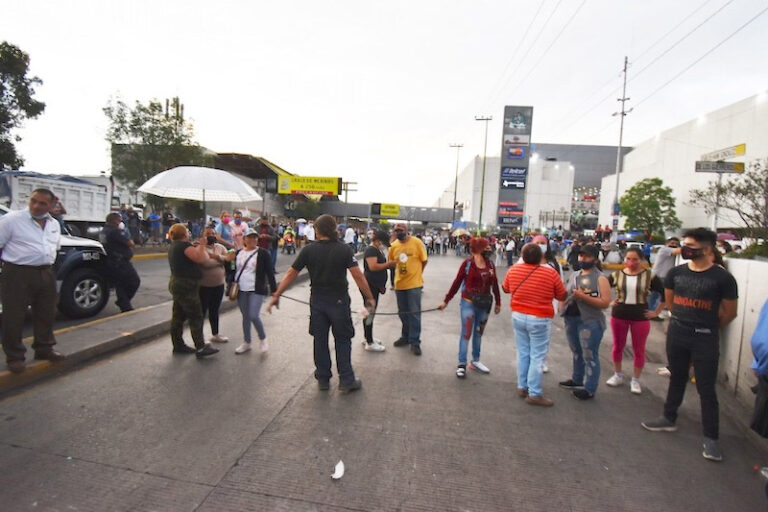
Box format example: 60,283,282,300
663,319,720,439
199,284,225,335
0,263,57,362
360,285,381,343
106,259,140,311
309,293,355,384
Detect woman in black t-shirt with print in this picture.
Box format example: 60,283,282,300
361,231,396,352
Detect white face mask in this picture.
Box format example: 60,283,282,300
119,222,126,231
538,244,548,254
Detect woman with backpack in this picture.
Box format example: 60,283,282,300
438,237,501,379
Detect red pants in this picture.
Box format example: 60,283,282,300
610,316,650,369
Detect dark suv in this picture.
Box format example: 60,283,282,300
0,205,110,319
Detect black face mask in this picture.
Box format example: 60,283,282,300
396,232,406,241
580,261,595,270
482,251,492,260
681,246,703,260
206,235,217,245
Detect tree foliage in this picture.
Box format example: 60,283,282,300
689,157,768,240
104,96,210,197
619,177,681,236
0,41,45,170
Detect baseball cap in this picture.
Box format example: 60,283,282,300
579,245,600,258
244,228,259,237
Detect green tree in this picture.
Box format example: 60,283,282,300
619,177,681,236
0,42,45,170
104,96,210,208
689,157,768,240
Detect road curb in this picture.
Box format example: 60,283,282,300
0,271,311,396
132,253,168,261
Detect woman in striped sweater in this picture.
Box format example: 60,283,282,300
606,248,665,395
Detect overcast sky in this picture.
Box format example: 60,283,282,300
3,0,767,206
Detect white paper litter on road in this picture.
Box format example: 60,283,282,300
331,460,345,480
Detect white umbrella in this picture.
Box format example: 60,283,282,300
137,166,262,203
295,218,307,224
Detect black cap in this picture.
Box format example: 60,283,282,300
579,245,600,258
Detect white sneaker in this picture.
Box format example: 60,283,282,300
259,339,269,353
542,363,550,374
469,360,490,374
630,378,642,395
364,339,386,352
210,334,229,343
606,373,624,387
235,343,252,354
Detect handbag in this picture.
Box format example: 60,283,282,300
462,259,494,312
227,250,257,301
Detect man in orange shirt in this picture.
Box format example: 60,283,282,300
388,223,428,355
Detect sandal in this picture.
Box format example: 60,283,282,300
456,365,467,379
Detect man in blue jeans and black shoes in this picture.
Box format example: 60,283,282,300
642,228,738,462
388,222,428,355
267,214,375,393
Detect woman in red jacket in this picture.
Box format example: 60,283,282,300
438,237,501,378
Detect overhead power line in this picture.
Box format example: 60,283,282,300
635,3,768,108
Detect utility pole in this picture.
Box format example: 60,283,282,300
342,181,357,226
449,143,463,225
475,115,492,235
611,56,633,244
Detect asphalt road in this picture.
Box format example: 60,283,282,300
2,254,767,511
22,250,300,336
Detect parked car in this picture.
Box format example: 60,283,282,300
0,205,110,318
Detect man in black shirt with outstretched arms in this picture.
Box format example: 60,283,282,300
642,228,738,462
268,215,375,394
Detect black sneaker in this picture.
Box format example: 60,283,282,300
317,380,330,391
173,344,196,354
411,345,422,356
339,379,362,394
572,389,594,400
195,344,219,358
558,379,584,390
702,437,723,462
393,338,409,347
641,416,678,432
456,364,467,379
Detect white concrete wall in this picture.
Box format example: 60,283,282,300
599,92,768,231
720,258,768,412
525,160,574,231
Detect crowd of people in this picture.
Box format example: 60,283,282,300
2,192,762,464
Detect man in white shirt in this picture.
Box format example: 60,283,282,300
344,226,356,250
0,188,66,373
305,221,315,243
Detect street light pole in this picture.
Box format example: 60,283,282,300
449,143,463,225
611,56,632,243
475,115,492,235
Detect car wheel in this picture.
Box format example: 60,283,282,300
58,268,109,318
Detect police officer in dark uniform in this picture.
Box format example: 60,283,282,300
267,214,374,393
101,212,141,312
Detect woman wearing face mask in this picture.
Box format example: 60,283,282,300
198,227,235,343
214,210,235,250
605,248,664,395
558,245,612,400
439,237,502,378
234,229,277,354
530,235,564,373
360,231,396,352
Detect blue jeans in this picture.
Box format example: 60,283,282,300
395,287,422,347
648,290,661,312
512,312,552,397
458,299,489,365
270,248,278,271
237,292,266,343
564,316,605,395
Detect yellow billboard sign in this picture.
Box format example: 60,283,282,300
700,143,746,162
380,203,400,217
277,176,342,196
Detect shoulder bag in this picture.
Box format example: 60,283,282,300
228,250,257,301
